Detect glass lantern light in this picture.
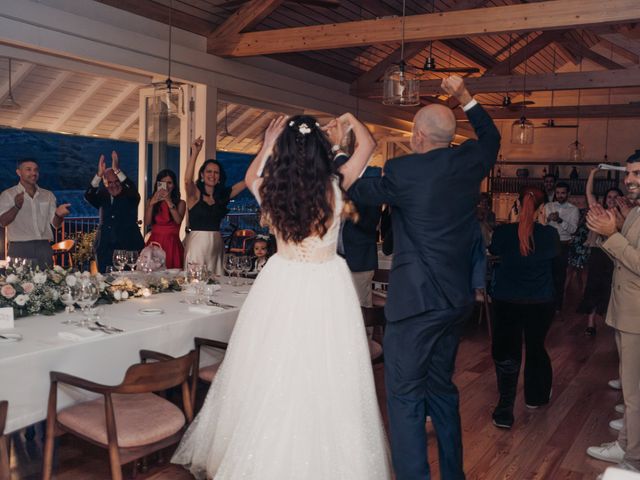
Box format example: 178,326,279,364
510,116,534,145
382,61,421,106
568,139,585,162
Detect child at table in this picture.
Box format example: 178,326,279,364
250,236,271,274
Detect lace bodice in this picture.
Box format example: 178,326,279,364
251,177,342,263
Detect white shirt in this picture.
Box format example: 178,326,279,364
544,201,580,242
0,183,57,242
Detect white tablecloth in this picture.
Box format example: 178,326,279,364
0,284,247,433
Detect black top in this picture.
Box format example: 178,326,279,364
188,197,228,232
489,223,560,303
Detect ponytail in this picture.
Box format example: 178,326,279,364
517,187,545,256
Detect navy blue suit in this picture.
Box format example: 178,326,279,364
349,103,500,480
85,177,144,272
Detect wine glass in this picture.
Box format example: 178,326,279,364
75,277,99,327
125,250,139,272
240,256,252,285
112,250,126,273
224,255,237,285
60,284,77,325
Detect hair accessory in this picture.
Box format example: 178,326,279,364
298,123,312,135
255,234,270,241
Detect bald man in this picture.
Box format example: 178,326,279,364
349,76,500,480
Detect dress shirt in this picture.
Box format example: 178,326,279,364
0,183,57,242
544,201,579,242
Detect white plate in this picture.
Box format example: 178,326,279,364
166,269,182,275
0,332,23,343
138,308,164,316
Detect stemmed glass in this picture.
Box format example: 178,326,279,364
60,284,77,325
224,255,238,285
125,250,139,272
239,256,252,285
112,250,127,273
75,277,99,327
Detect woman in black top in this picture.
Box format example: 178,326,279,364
184,137,245,275
489,186,560,429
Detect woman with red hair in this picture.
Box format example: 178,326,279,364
488,186,560,429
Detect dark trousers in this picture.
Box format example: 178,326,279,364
491,300,554,409
384,305,471,480
8,240,52,269
552,242,570,310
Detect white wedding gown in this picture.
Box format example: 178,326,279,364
172,178,391,479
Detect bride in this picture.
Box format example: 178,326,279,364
172,113,391,479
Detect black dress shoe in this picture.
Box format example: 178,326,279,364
584,327,596,337
492,408,514,429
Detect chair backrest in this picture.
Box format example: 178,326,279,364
115,351,195,394
373,268,389,284
361,306,386,328
0,400,6,436
51,239,75,252
233,229,255,239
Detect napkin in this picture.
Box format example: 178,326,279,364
188,305,225,314
58,328,104,341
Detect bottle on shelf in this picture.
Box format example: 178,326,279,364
569,166,579,180
542,167,547,177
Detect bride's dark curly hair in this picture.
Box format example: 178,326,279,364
259,115,352,243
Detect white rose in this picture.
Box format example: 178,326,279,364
113,290,122,301
5,274,18,284
51,290,60,301
121,291,129,300
141,288,152,298
33,272,47,284
54,265,65,273
14,294,29,306
65,275,77,287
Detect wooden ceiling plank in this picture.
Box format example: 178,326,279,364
14,71,71,129
81,83,139,135
559,34,626,69
352,42,426,89
354,68,640,97
51,78,108,132
594,37,639,64
484,30,566,76
208,0,640,57
457,103,640,120
110,110,139,139
441,38,497,69
210,0,284,38
0,62,36,105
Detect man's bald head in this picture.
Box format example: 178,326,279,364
410,104,457,154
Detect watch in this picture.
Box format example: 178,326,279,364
331,144,342,154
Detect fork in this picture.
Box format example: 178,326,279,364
95,321,124,333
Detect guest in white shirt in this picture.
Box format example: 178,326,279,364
543,174,557,203
544,181,579,312
0,158,70,268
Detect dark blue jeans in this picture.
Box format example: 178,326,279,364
384,305,471,480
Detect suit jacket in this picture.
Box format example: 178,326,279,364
335,155,382,272
84,178,145,255
349,103,500,322
601,207,640,334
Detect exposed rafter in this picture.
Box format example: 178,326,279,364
210,0,284,40
51,78,107,132
484,31,567,76
110,110,138,139
458,104,640,120
208,0,640,57
0,61,35,105
81,83,138,135
14,71,71,129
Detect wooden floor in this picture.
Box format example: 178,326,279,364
8,285,620,479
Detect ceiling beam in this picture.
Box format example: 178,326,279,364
441,38,497,70
219,107,256,139
50,78,107,132
208,0,640,57
484,31,566,76
351,43,426,90
558,35,626,69
81,83,138,135
594,38,639,64
209,0,284,40
0,61,35,105
110,109,138,139
225,111,273,150
14,71,71,129
354,68,640,97
456,104,640,120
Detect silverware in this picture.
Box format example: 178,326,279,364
88,326,113,335
95,321,124,333
0,335,9,340
208,300,235,309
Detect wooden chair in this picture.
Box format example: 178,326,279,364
51,239,75,268
43,350,195,480
372,268,390,307
227,229,256,255
191,338,228,411
361,306,386,364
0,400,9,480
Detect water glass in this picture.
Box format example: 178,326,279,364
224,255,237,285
75,277,99,327
60,285,77,325
125,250,139,272
112,250,127,273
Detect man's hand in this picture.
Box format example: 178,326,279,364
97,154,106,177
111,151,119,171
14,192,24,210
55,203,71,218
323,118,347,149
615,196,633,219
587,204,618,237
547,212,560,223
441,76,473,106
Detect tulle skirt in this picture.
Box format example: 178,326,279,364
171,254,391,479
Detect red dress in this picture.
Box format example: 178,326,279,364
147,202,184,269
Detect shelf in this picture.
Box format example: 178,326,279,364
490,177,620,196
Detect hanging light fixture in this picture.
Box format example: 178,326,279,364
1,58,21,111
382,0,420,106
152,0,185,117
568,53,585,161
511,35,534,144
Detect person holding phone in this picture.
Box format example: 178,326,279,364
144,169,186,269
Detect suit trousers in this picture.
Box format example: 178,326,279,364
491,301,554,407
615,329,640,470
552,242,570,310
384,304,471,480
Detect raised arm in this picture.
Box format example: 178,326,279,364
245,116,287,195
84,154,106,209
230,181,246,199
185,137,203,201
585,168,599,208
333,113,376,190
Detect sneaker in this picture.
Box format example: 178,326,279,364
492,407,514,429
608,379,622,390
587,441,625,463
615,404,625,414
609,418,624,431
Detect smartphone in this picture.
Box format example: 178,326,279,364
157,181,167,190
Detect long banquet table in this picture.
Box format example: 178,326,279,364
0,283,248,433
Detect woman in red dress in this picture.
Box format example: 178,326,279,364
144,169,186,269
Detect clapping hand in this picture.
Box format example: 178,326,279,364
615,196,633,219
547,212,560,223
111,151,119,171
55,203,71,218
586,203,618,237
97,154,106,177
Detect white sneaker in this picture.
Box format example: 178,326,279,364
615,404,625,414
608,379,622,390
609,418,624,431
587,441,625,463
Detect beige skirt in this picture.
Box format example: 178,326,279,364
184,231,224,276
